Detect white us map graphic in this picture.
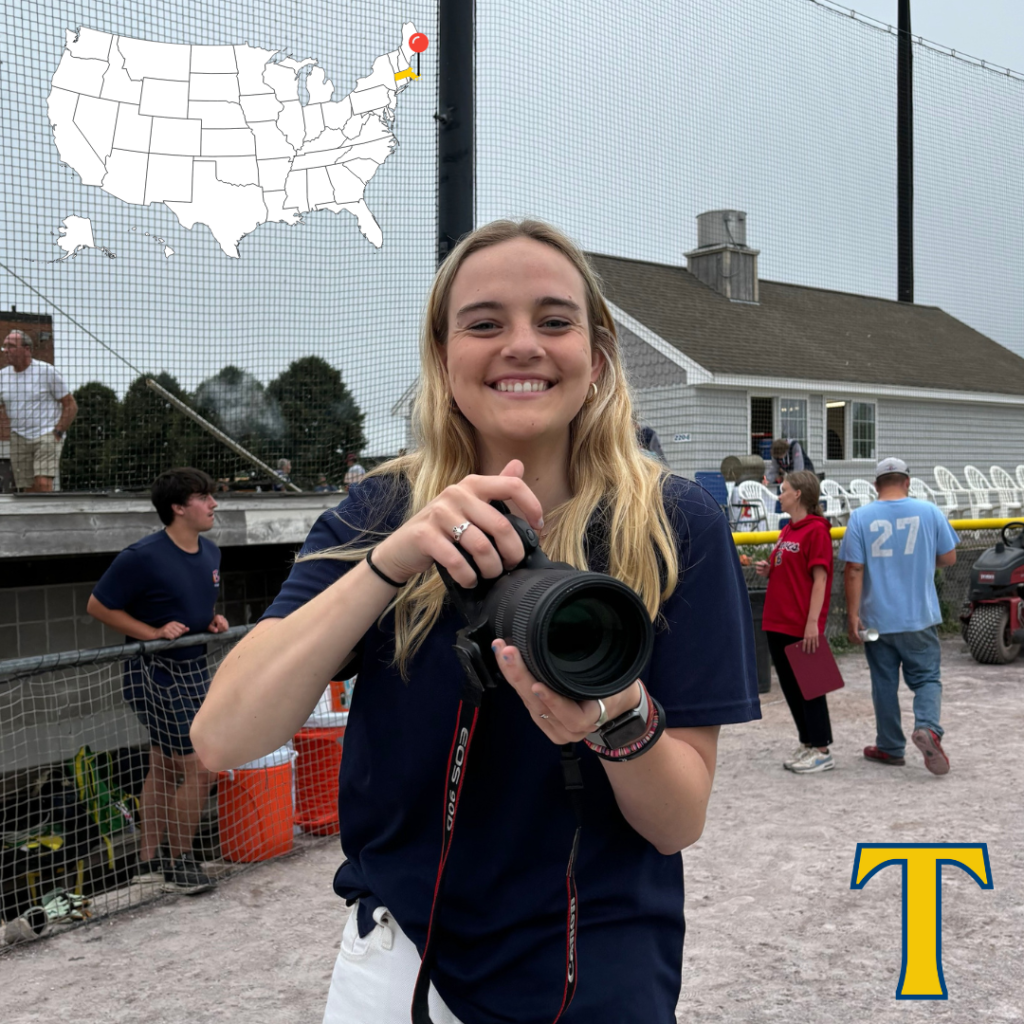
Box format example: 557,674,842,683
46,23,419,257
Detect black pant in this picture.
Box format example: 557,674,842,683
765,631,833,748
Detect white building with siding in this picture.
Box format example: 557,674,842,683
589,212,1024,486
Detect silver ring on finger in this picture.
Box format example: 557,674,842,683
593,698,608,729
451,521,471,542
538,713,550,720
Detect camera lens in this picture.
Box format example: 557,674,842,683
548,595,611,665
490,570,653,699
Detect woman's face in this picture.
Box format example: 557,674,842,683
441,237,604,447
778,479,802,515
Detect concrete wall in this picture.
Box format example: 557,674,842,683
0,492,339,559
0,548,294,660
0,546,294,774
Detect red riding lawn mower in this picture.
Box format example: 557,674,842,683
960,522,1024,664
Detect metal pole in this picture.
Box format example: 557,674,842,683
145,378,302,492
897,0,914,302
436,0,475,265
0,624,254,682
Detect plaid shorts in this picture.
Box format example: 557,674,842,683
123,656,211,757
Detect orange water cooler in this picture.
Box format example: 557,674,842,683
218,745,296,862
293,710,348,836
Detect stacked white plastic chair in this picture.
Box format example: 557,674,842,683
909,478,939,505
819,479,851,521
989,466,1023,517
1016,465,1024,496
735,480,786,532
847,479,877,509
933,466,972,518
963,466,997,518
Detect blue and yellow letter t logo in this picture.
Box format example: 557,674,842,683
851,843,992,999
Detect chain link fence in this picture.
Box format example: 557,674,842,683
739,527,1005,644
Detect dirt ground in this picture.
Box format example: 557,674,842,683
2,638,1021,1023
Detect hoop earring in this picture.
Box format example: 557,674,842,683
584,382,598,405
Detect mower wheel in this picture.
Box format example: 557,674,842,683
965,604,1021,664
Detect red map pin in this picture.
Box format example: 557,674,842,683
409,32,428,76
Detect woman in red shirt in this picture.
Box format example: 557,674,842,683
755,470,835,774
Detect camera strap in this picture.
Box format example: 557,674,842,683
411,693,584,1024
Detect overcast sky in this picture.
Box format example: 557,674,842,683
2,0,1022,455
838,0,1024,72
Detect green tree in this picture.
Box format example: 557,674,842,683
194,365,285,481
114,373,210,490
61,382,121,491
266,356,365,487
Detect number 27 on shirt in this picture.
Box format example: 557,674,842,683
869,516,920,558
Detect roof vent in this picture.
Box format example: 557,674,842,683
696,209,747,249
685,210,760,303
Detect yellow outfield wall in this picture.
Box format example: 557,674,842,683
732,518,1022,546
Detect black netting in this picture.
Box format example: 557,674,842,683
1,0,437,491
3,0,1024,948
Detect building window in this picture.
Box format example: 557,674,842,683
779,398,807,453
826,401,846,460
852,401,876,460
750,396,773,456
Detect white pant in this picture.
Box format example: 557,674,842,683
322,904,464,1024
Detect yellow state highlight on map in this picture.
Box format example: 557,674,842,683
851,843,992,999
395,68,419,81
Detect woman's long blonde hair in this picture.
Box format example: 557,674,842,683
313,219,680,676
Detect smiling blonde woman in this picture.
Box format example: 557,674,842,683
192,220,761,1024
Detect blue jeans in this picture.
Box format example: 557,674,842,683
863,627,944,758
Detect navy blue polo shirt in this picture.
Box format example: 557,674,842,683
92,531,221,660
264,474,760,1023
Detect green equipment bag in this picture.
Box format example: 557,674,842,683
68,747,139,869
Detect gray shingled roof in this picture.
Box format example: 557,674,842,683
588,253,1024,397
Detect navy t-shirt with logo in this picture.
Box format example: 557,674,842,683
263,473,760,1024
92,531,221,660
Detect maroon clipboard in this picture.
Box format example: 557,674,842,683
784,640,845,700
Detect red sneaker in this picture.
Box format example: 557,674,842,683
863,745,905,766
912,729,950,776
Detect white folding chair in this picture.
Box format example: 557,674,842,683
933,466,971,518
847,479,877,509
819,479,851,521
990,466,1024,517
730,480,760,531
736,480,786,532
963,465,997,518
909,478,938,504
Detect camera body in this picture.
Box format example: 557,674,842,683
437,502,654,703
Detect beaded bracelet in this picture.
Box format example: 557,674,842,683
584,689,667,762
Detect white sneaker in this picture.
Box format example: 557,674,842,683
783,744,811,768
786,748,835,774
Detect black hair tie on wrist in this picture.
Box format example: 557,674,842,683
365,547,405,588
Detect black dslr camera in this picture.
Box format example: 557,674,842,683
436,501,654,702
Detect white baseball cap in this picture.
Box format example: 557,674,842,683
875,457,910,480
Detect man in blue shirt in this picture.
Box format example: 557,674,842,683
88,468,228,892
839,458,959,775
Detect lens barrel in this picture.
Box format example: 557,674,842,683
486,569,654,699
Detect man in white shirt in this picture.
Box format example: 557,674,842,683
0,331,78,492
